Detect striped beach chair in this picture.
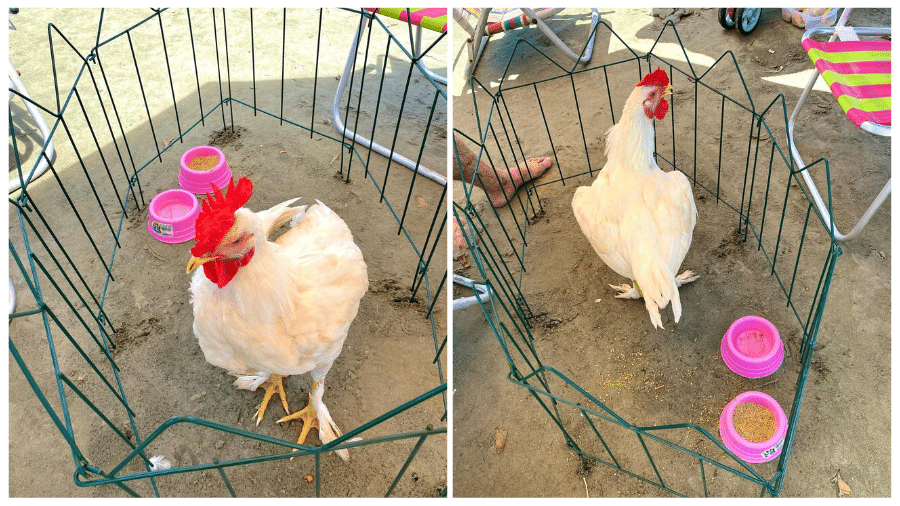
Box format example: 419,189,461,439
361,8,447,86
787,8,891,241
366,7,447,34
453,8,600,78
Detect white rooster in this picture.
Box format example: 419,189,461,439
572,68,697,329
187,177,368,460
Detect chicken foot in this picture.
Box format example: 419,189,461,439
675,269,699,286
608,269,699,299
276,379,349,461
276,391,320,454
609,282,642,299
249,374,292,426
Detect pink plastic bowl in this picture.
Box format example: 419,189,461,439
178,145,231,194
719,391,787,463
148,189,200,243
720,315,784,378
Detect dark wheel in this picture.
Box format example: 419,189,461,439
735,8,762,35
718,8,736,30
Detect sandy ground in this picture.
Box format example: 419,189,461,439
8,8,446,497
451,8,890,498
6,6,893,500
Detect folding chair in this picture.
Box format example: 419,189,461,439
332,8,447,185
453,8,600,78
787,8,891,241
10,53,58,318
9,59,56,194
10,16,57,315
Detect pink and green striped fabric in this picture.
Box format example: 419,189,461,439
365,8,447,33
463,8,563,35
802,38,891,128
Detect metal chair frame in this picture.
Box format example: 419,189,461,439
787,8,891,241
453,8,600,78
332,9,448,186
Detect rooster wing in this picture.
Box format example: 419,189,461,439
572,160,696,328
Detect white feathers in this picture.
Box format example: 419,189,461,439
572,81,697,329
232,373,271,392
604,86,659,173
148,455,172,472
308,380,349,461
257,197,306,236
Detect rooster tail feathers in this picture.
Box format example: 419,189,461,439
671,291,683,323
634,261,680,329
288,207,309,228
644,299,664,330
258,198,308,236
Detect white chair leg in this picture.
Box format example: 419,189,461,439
522,8,599,64
464,8,493,78
9,59,56,194
839,179,890,241
787,66,890,241
332,16,446,185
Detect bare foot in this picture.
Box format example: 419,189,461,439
453,215,468,250
486,156,553,207
452,136,553,208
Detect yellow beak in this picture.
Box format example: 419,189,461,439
187,255,216,274
664,84,673,97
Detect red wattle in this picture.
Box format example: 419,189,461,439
655,98,669,120
202,248,255,288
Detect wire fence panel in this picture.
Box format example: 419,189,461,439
9,7,446,497
454,19,839,497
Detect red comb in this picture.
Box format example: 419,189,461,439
637,67,669,88
202,177,253,215
191,177,254,257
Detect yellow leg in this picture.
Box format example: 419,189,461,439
276,381,320,446
253,374,291,426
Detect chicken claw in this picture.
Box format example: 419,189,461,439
276,398,320,450
675,270,699,286
609,283,641,299
252,374,291,426
610,270,696,301
275,379,349,461
276,380,324,459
